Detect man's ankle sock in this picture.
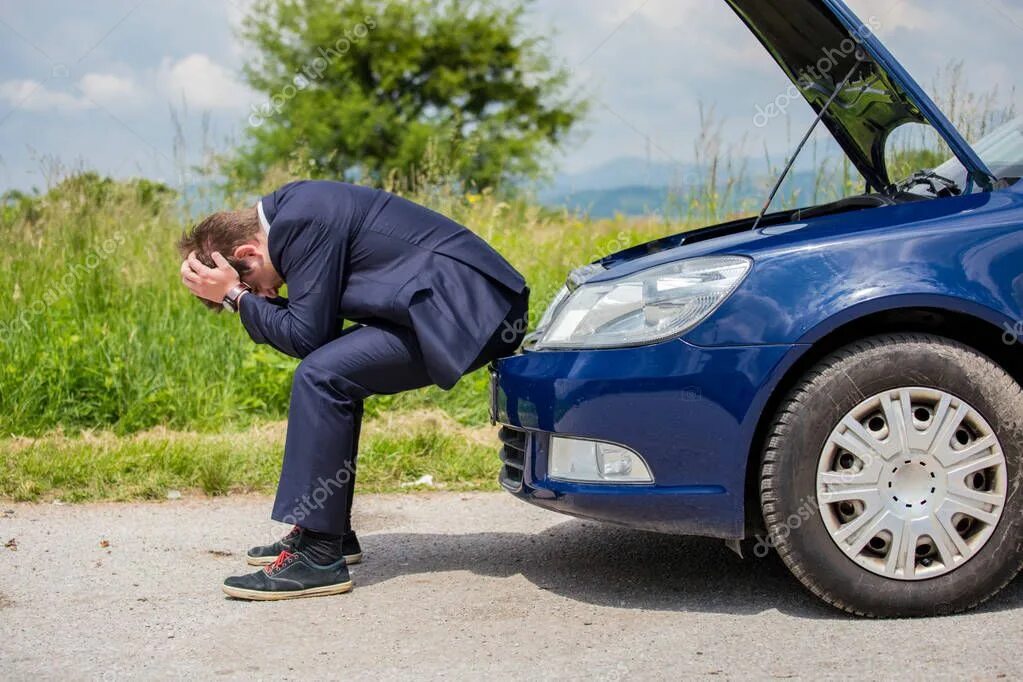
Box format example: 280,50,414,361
297,528,344,566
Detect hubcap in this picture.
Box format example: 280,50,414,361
816,387,1007,580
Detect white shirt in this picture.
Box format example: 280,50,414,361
256,200,271,235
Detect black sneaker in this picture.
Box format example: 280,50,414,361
246,527,363,566
223,550,352,601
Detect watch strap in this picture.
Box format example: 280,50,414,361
223,283,251,312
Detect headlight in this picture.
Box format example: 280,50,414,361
534,284,570,332
535,255,751,349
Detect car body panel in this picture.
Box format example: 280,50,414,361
819,0,995,189
591,184,1023,348
494,339,802,538
597,182,1015,279
685,184,1023,347
725,0,994,190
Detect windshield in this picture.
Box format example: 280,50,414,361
907,117,1023,195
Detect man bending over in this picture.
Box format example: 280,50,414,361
178,180,528,600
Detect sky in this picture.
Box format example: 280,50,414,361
0,0,1020,192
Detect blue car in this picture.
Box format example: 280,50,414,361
490,0,1023,617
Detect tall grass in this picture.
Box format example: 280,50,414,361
0,170,674,437
0,174,284,436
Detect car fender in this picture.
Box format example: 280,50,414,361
685,222,1023,347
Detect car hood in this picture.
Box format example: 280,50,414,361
725,0,994,192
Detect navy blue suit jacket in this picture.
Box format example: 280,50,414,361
238,180,526,389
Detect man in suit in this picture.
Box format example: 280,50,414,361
178,180,528,600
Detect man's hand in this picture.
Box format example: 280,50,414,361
180,251,241,304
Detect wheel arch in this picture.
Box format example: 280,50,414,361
741,299,1023,537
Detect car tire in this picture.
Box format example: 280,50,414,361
760,333,1023,617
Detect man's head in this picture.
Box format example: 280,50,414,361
177,207,283,302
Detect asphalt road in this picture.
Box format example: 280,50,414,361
1,491,1021,680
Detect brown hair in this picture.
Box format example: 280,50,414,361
177,206,261,273
177,207,261,310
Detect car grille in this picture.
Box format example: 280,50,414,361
498,426,527,491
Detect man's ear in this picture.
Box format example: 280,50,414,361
232,242,260,262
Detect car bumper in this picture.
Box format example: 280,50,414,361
490,338,801,538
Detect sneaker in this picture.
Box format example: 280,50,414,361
246,527,363,566
223,550,352,601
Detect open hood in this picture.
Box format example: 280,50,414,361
725,0,995,192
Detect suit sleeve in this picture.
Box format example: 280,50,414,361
238,219,344,359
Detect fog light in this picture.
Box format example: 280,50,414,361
549,437,653,483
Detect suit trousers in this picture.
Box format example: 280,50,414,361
270,291,528,535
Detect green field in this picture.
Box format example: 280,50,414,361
0,173,678,500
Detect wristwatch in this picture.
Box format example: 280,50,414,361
222,283,251,312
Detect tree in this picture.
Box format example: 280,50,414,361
230,0,586,190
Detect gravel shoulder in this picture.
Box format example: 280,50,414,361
1,492,1021,680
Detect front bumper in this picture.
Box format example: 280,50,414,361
490,337,800,538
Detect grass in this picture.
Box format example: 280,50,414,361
0,172,677,438
0,410,498,502
0,170,680,502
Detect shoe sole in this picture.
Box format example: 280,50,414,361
246,552,362,567
222,580,353,601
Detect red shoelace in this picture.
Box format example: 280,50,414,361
265,550,294,574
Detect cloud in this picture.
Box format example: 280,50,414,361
846,0,941,33
78,73,139,104
0,79,91,112
0,72,141,113
159,53,252,110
